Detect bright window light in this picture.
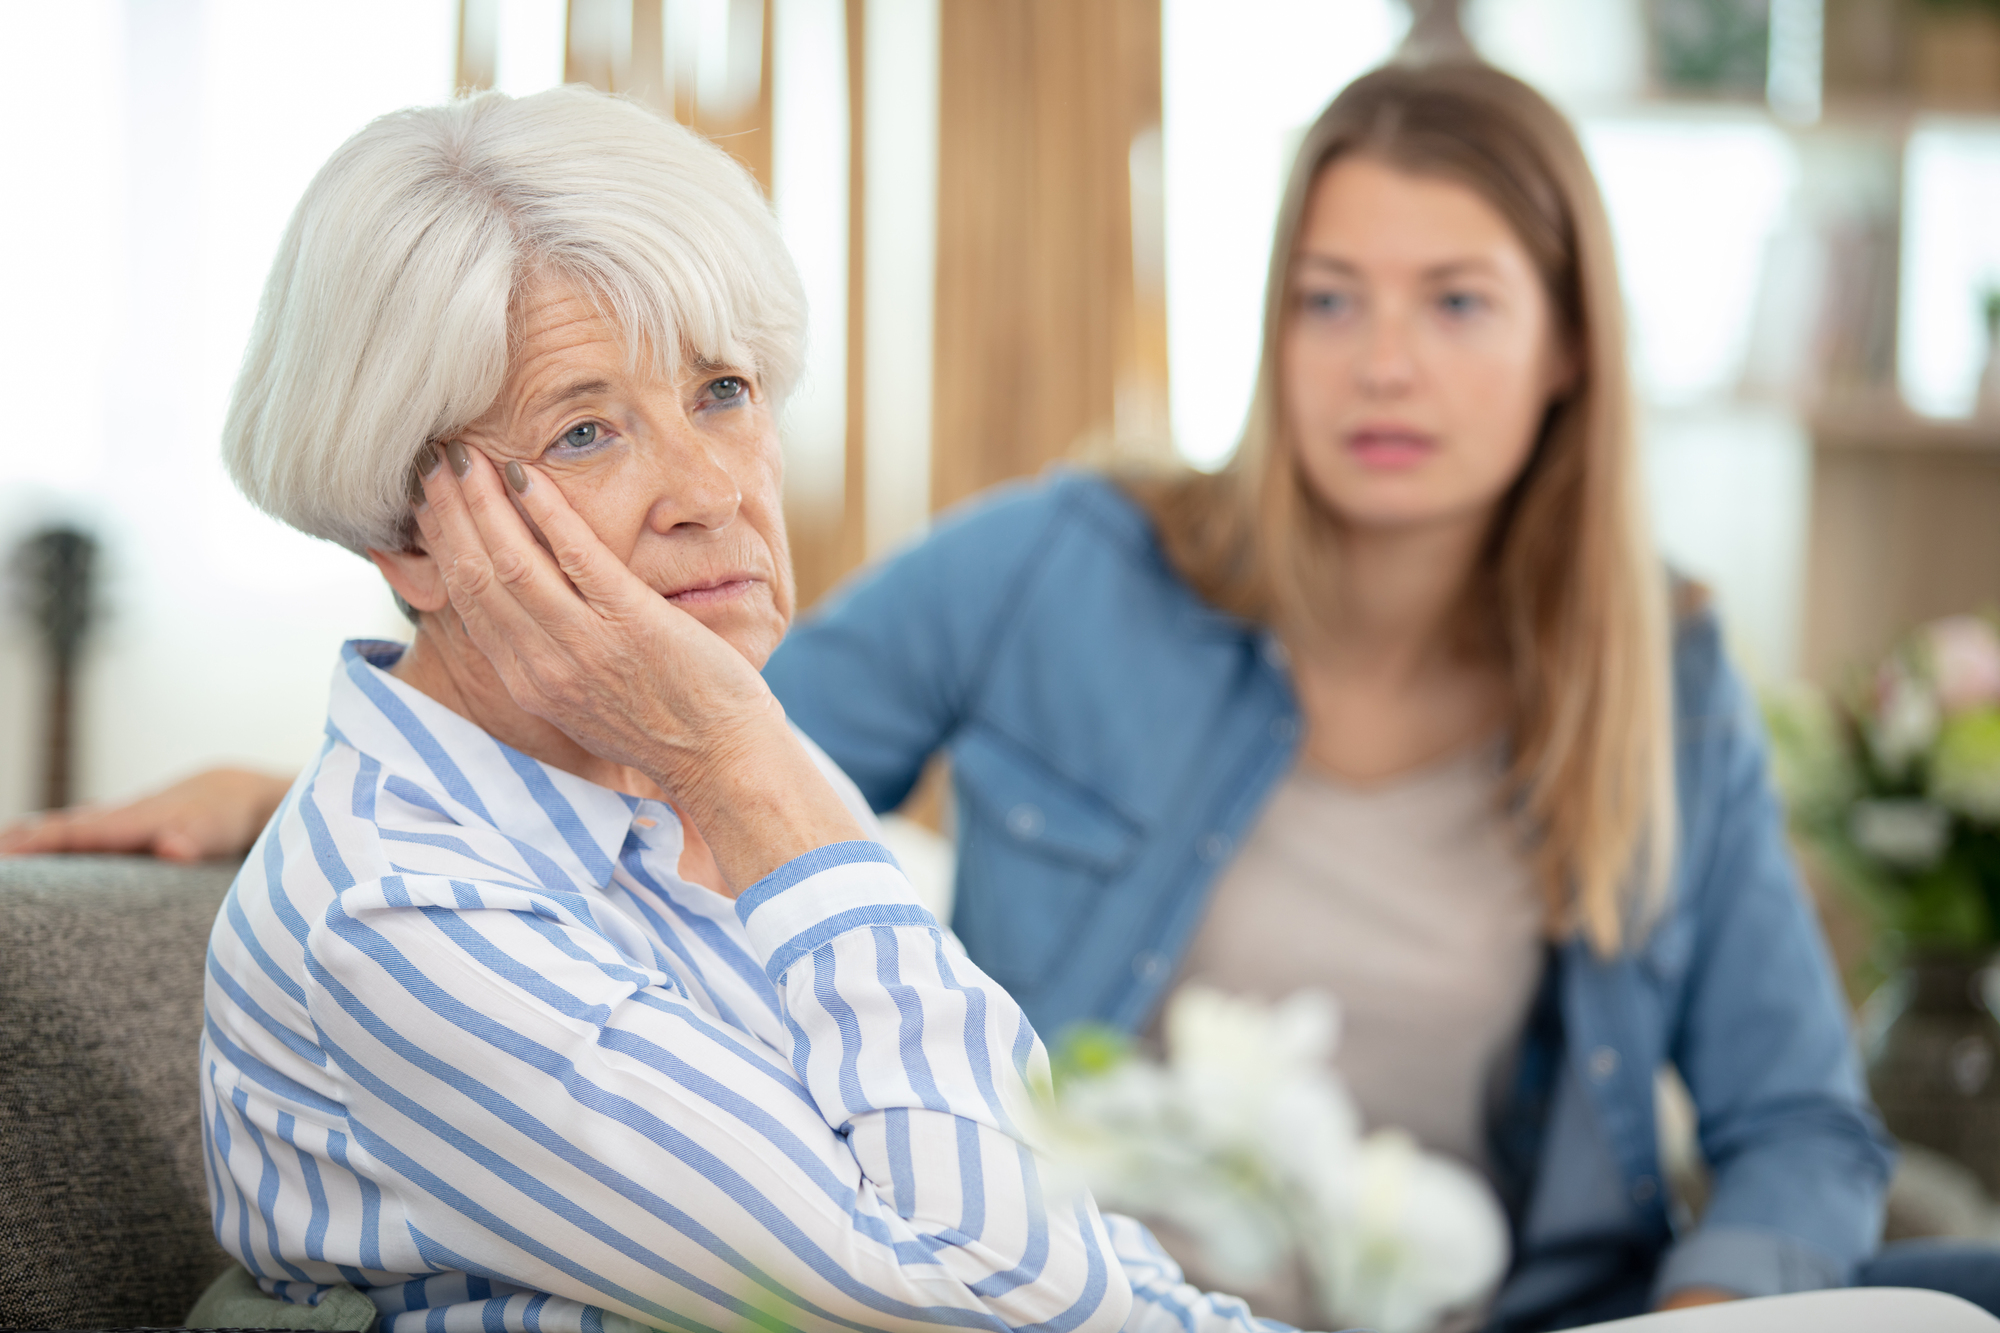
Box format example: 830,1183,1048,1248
1899,123,2000,420
1162,0,1406,468
0,1,458,816
1582,117,1798,405
496,0,569,96
772,0,849,507
1466,0,1646,108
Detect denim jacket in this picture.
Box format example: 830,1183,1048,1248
764,471,1894,1330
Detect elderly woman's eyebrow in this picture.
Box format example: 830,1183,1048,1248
526,378,614,415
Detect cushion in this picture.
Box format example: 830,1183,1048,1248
0,854,239,1328
185,1263,377,1331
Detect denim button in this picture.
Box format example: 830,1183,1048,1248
1260,637,1290,670
1198,833,1232,863
1631,1175,1658,1204
1589,1046,1620,1081
1006,803,1044,839
1133,951,1169,981
1270,717,1299,744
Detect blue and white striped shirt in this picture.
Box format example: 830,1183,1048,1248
202,640,1285,1333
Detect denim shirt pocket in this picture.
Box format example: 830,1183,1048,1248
1640,910,1696,990
949,725,1145,989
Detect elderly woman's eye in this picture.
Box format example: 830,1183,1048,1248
558,422,601,450
706,376,746,403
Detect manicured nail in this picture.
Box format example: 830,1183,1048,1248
504,460,529,494
422,444,444,477
446,440,471,478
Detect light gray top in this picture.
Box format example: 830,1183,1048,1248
1172,740,1546,1172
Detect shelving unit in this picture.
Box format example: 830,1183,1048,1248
1804,397,2000,682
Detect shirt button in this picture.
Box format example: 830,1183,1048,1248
1631,1175,1658,1204
1589,1046,1620,1081
1269,717,1299,744
1006,804,1044,839
1198,833,1233,863
1260,637,1290,670
1133,951,1169,981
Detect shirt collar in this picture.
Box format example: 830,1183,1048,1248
325,639,661,887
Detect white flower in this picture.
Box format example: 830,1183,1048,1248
1928,616,2000,714
1164,987,1355,1147
1041,986,1509,1332
1848,798,1952,870
1303,1129,1509,1333
1870,663,1941,781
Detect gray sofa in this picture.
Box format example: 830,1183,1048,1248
0,854,238,1328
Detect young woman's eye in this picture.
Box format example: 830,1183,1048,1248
1299,289,1352,318
705,376,747,404
1438,290,1488,318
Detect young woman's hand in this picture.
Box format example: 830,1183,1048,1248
414,443,862,893
1657,1287,1738,1310
0,767,292,861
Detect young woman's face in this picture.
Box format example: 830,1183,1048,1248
1279,155,1572,536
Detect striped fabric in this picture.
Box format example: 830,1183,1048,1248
201,641,1286,1333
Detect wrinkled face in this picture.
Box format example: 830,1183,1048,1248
1280,154,1572,535
456,275,793,668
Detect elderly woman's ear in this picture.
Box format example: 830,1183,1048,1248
365,539,450,617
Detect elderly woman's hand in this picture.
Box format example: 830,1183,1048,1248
413,441,862,893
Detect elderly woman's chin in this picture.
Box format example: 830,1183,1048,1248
653,573,790,670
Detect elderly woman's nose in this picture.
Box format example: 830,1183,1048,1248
646,435,745,533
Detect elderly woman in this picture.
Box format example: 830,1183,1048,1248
199,86,1278,1333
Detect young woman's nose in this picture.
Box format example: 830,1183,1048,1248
1355,303,1418,398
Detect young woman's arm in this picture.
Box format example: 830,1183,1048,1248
763,477,1077,812
0,766,293,861
1654,622,1894,1305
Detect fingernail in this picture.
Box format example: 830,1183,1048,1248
446,440,471,479
422,444,444,478
504,460,530,494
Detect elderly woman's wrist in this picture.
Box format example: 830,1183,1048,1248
655,723,865,894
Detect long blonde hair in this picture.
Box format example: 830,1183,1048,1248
1130,63,1673,954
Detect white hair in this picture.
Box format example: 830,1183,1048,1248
223,85,805,555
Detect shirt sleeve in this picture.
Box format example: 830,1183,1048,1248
1652,623,1895,1305
298,840,1290,1333
764,477,1070,813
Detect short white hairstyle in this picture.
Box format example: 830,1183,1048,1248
223,85,805,556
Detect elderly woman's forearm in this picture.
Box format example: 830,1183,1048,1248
663,718,869,894
243,842,1132,1330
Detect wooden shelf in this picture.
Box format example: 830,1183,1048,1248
1812,396,2000,452
1802,393,2000,682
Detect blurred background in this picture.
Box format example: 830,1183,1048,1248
4,0,2000,825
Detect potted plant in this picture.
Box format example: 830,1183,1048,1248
1767,613,2000,1191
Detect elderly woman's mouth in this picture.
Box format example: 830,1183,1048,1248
665,576,759,607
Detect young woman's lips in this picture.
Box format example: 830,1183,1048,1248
665,576,758,607
1346,428,1437,471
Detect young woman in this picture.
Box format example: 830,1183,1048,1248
11,63,1996,1330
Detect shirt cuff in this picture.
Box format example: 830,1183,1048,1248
733,840,935,982
1652,1225,1847,1305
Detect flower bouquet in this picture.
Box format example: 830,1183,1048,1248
1035,986,1508,1333
1767,613,2000,956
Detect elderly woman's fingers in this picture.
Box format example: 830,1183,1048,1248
414,445,565,665
495,461,659,617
